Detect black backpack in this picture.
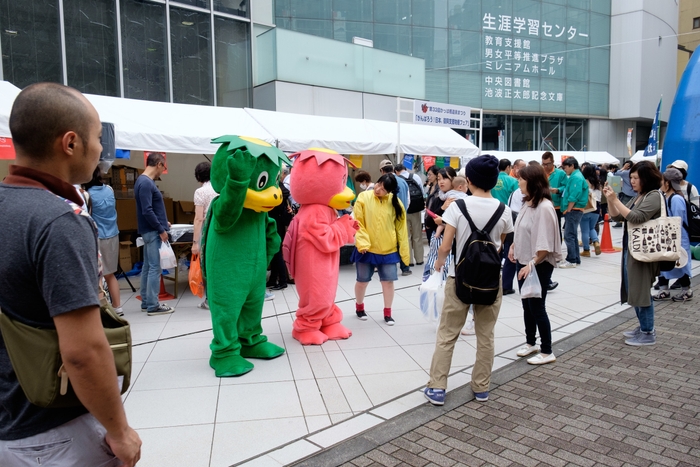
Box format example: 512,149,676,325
452,199,506,305
685,183,700,243
670,191,700,243
404,176,426,214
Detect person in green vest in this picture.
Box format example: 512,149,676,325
559,157,589,268
491,159,518,204
541,151,568,240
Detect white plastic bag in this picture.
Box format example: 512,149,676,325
419,271,445,324
159,241,177,269
520,261,542,299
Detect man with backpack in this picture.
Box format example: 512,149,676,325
396,163,425,267
424,155,513,406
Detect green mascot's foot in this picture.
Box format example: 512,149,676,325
240,341,286,359
209,355,254,377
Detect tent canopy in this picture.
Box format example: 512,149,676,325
245,108,480,157
0,81,21,138
631,149,662,163
85,94,275,154
484,150,620,166
2,80,480,157
245,108,394,155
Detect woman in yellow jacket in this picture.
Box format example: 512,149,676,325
352,173,410,325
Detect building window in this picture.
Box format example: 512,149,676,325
0,0,63,88
121,0,169,102
694,17,700,29
63,0,119,96
214,16,251,108
170,7,213,105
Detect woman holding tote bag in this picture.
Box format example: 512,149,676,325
603,161,663,346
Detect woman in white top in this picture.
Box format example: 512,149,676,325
508,165,562,365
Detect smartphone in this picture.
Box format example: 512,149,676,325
607,173,622,194
425,209,438,219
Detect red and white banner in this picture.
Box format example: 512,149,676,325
0,137,15,160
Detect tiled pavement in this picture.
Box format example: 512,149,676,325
296,284,700,467
119,223,699,466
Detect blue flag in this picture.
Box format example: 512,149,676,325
402,154,415,170
643,98,662,158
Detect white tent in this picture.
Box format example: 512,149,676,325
85,94,275,154
246,108,481,157
373,120,480,157
0,82,276,153
485,150,620,166
631,149,662,163
245,108,394,155
0,81,21,137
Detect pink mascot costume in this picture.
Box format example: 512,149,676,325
286,149,359,345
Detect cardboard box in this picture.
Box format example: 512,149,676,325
115,199,138,231
174,200,196,224
130,247,140,266
119,241,132,272
163,197,174,224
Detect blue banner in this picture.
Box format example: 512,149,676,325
643,99,662,158
116,149,131,159
402,154,415,170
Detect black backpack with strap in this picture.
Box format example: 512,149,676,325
452,199,506,305
404,176,425,214
685,183,700,242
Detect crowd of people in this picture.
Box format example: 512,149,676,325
1,81,696,464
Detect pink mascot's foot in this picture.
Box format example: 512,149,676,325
292,329,329,345
320,323,352,340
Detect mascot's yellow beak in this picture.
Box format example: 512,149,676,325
328,186,355,210
244,186,283,212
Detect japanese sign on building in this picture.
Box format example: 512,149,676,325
478,8,602,113
413,101,471,129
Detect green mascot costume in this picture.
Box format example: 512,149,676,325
202,135,292,377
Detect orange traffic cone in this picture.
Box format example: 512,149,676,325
600,214,616,253
136,275,175,301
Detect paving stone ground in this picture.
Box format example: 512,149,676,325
294,290,700,467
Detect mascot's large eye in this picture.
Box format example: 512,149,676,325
256,171,269,189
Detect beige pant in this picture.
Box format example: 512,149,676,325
428,276,502,393
406,211,424,264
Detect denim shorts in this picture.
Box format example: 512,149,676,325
356,261,398,282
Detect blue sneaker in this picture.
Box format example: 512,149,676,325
424,387,445,406
474,391,489,402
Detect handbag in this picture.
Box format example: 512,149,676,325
583,189,596,213
627,191,682,264
0,299,132,408
520,261,542,299
160,241,178,269
189,254,205,298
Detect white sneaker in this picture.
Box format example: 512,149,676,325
264,292,275,301
113,307,124,317
197,301,209,310
558,261,577,269
527,353,556,365
460,319,475,335
516,344,540,357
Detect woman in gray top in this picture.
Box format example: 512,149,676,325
508,165,562,365
603,161,663,346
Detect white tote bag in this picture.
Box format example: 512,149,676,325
627,191,681,264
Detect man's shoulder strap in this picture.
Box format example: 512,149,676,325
455,199,505,235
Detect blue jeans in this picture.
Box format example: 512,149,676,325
141,230,162,312
622,251,654,332
564,210,584,264
580,212,600,251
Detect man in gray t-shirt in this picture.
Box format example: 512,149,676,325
0,83,141,466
